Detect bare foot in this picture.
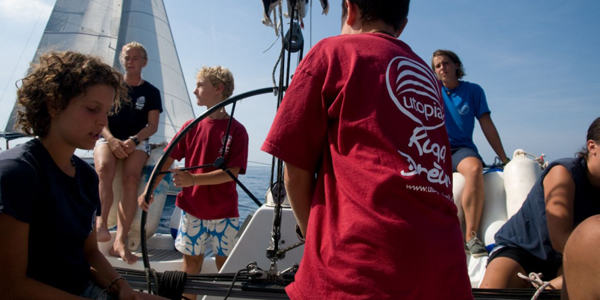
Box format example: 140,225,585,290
96,224,112,243
109,241,138,264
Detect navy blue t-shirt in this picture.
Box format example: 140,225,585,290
494,157,600,264
0,139,101,295
108,80,163,140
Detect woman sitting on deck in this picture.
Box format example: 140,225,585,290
480,116,600,290
94,42,163,264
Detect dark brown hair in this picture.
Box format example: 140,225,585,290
577,117,600,160
432,49,466,79
15,51,128,137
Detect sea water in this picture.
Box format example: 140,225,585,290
156,165,274,233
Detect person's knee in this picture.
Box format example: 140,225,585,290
565,215,600,255
121,171,141,187
95,161,116,180
458,158,483,179
183,254,204,272
563,215,600,297
121,154,147,187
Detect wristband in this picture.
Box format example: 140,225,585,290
128,136,140,146
106,276,126,293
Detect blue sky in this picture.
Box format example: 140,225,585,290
1,0,599,165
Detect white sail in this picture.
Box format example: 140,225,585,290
4,0,194,143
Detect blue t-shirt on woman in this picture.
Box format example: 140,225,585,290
442,81,490,151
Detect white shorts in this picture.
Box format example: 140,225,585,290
96,137,151,155
174,210,239,257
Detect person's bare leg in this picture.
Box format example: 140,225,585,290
110,150,147,264
183,254,204,300
215,255,228,271
457,157,485,242
94,143,118,243
562,215,600,299
548,275,562,291
480,257,530,288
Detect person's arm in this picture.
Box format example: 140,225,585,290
123,110,160,154
102,126,129,159
171,167,241,188
544,165,576,254
478,113,509,162
283,163,315,237
139,156,175,211
0,214,86,299
84,229,143,300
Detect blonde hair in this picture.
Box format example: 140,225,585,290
196,66,235,99
16,51,128,137
119,41,148,66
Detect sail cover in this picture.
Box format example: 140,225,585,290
4,0,194,144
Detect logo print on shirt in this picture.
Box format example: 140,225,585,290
135,96,146,110
219,135,233,156
458,104,470,115
385,56,451,193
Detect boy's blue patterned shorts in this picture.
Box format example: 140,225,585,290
174,211,239,257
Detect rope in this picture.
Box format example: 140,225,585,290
144,267,161,295
271,2,286,93
309,0,312,48
263,34,281,54
248,160,271,166
514,149,546,166
223,269,245,300
158,270,188,300
517,272,555,300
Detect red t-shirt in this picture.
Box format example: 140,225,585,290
262,33,473,299
168,118,248,220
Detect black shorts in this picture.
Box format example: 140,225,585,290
487,246,561,280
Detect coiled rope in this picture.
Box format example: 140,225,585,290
158,270,188,300
517,272,555,300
